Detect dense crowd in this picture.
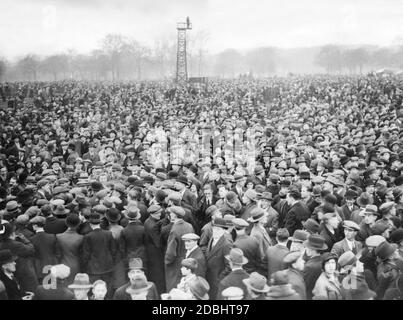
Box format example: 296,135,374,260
0,74,403,300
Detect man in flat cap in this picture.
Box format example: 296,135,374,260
331,220,362,257
205,218,233,299
164,206,194,292
182,233,206,278
283,251,306,300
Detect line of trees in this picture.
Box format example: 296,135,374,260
314,45,403,74
1,35,403,81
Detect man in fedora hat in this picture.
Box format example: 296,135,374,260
199,205,223,254
240,189,258,221
144,205,165,294
351,192,373,225
248,207,272,275
266,270,301,300
164,206,194,292
113,262,157,300
113,257,159,300
252,165,266,186
174,175,197,215
243,272,270,300
232,218,260,274
288,230,310,253
205,217,233,299
356,205,380,242
306,186,322,215
217,248,249,300
284,187,311,236
231,174,246,202
258,191,279,241
182,233,206,278
56,214,84,286
119,205,147,273
303,234,328,300
0,249,23,300
340,189,359,221
375,241,400,299
29,215,60,282
3,200,21,222
188,276,210,300
82,212,117,297
68,273,93,300
124,273,154,300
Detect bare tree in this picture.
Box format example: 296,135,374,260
40,54,69,80
188,30,210,77
245,47,277,76
0,58,6,81
315,45,343,73
214,49,243,78
16,54,40,81
343,48,369,74
100,33,127,80
370,48,393,69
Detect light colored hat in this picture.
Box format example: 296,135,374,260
365,235,386,247
225,248,248,265
182,233,200,241
221,286,244,299
243,272,270,293
68,273,93,289
50,264,71,280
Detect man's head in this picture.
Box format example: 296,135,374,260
168,206,186,222
217,185,228,199
343,220,360,241
211,218,228,240
182,233,200,251
68,273,92,300
127,273,150,300
203,184,213,198
259,192,273,209
92,280,107,300
0,249,17,274
180,258,198,276
276,228,290,244
30,215,46,231
286,187,301,206
363,205,379,225
283,251,305,271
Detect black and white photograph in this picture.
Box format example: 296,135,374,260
0,0,403,305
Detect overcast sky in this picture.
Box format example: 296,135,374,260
1,0,403,59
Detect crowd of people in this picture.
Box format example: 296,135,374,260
0,74,403,300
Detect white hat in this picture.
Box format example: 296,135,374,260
50,264,71,280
